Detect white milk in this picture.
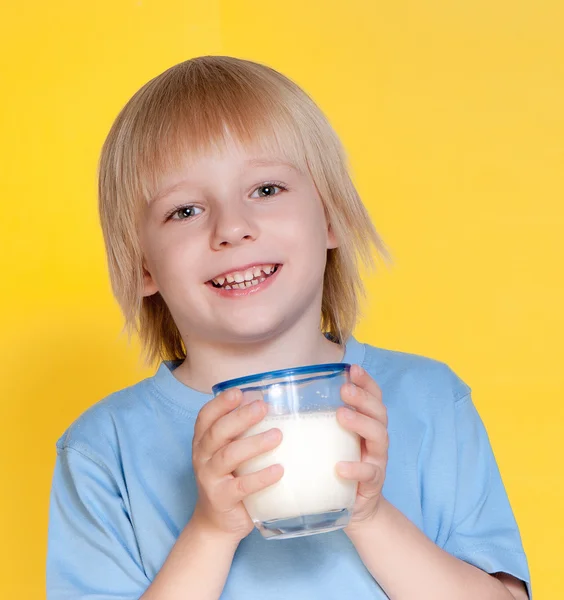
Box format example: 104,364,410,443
235,411,360,523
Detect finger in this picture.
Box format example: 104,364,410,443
337,407,389,457
349,364,382,399
341,382,387,425
336,460,382,485
226,463,285,502
209,427,283,476
238,389,264,406
342,367,386,426
198,399,268,460
193,388,243,446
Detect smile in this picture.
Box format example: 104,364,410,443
208,264,281,290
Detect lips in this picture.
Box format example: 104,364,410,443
206,264,282,297
208,264,281,290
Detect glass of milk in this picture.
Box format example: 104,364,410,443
212,363,360,540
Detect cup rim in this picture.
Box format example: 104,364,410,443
212,362,351,396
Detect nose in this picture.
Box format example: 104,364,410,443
210,204,258,250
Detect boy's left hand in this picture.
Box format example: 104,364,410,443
336,364,388,531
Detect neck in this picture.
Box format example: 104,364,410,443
173,323,345,394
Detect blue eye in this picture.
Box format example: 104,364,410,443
168,205,203,221
250,183,286,198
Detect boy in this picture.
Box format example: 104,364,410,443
47,56,531,599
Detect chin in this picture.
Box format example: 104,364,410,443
221,323,284,346
216,308,290,343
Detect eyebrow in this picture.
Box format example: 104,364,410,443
151,157,300,204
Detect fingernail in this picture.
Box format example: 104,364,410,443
347,383,358,396
342,408,355,420
264,428,280,441
354,365,365,377
269,464,283,476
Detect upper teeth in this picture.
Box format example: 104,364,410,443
212,264,276,287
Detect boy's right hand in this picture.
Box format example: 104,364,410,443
190,388,283,543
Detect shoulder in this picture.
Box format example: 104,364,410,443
55,374,158,465
358,339,471,409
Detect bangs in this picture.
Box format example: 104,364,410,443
115,57,312,203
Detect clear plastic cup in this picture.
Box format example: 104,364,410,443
212,363,360,540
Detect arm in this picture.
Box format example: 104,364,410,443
47,446,151,599
48,447,238,600
48,389,282,600
140,519,238,600
142,388,283,600
336,367,531,600
346,498,528,600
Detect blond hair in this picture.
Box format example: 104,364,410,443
98,56,389,366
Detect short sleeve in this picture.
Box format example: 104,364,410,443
442,394,532,598
47,444,150,599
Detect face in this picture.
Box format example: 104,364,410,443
139,140,337,348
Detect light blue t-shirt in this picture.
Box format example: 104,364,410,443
47,337,531,599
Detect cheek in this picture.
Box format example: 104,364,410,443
271,211,329,277
270,199,327,243
147,235,204,286
163,231,200,260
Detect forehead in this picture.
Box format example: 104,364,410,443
149,136,306,202
130,80,316,208
177,136,300,169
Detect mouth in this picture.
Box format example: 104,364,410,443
207,264,282,292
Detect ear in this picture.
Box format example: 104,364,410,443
142,264,159,297
326,222,339,250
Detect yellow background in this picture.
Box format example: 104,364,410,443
1,1,562,597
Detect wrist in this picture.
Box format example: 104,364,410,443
344,496,392,543
184,514,243,553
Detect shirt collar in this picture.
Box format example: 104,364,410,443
150,335,366,414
